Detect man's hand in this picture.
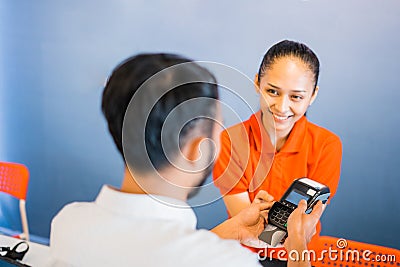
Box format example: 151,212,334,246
284,200,324,251
234,190,274,243
210,190,274,243
252,190,275,221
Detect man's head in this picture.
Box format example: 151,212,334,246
102,53,220,199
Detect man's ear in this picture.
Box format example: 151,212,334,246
310,85,319,106
254,74,261,94
181,136,204,163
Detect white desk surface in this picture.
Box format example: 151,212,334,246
0,234,50,266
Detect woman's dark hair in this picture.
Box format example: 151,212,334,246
257,40,320,90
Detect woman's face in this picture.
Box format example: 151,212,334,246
256,57,318,136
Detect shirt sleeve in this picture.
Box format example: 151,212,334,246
212,129,250,195
309,134,343,202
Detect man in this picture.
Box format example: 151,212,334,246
49,53,323,266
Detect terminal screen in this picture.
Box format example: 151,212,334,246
286,189,311,205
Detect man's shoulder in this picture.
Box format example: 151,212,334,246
50,212,260,267
52,201,97,223
50,200,109,239
50,201,261,267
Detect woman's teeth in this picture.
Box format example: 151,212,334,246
273,114,290,121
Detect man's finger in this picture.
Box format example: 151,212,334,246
254,190,274,203
260,210,269,221
256,201,275,212
296,199,307,213
309,201,323,220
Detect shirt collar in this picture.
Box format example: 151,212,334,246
280,115,307,153
249,111,267,153
95,185,197,229
250,111,307,153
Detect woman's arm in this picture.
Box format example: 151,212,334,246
222,192,252,217
213,128,267,216
223,190,274,218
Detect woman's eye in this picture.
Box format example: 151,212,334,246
267,89,278,95
291,95,303,101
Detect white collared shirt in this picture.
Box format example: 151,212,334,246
48,185,261,266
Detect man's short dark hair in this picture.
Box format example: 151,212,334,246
102,53,219,173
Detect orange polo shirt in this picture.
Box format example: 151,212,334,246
212,111,342,254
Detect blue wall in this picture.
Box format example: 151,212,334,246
1,0,399,249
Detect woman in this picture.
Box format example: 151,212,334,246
213,40,342,263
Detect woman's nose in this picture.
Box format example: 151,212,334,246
275,96,290,113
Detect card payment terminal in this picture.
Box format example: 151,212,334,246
258,178,330,246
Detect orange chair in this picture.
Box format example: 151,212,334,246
0,162,30,241
309,236,399,267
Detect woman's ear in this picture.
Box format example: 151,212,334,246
254,74,261,94
310,86,319,106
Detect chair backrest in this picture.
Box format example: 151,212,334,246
0,162,29,200
310,236,399,267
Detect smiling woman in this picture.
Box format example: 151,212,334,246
212,40,343,265
257,55,318,151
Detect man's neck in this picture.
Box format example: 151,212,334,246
120,168,147,194
120,168,189,202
